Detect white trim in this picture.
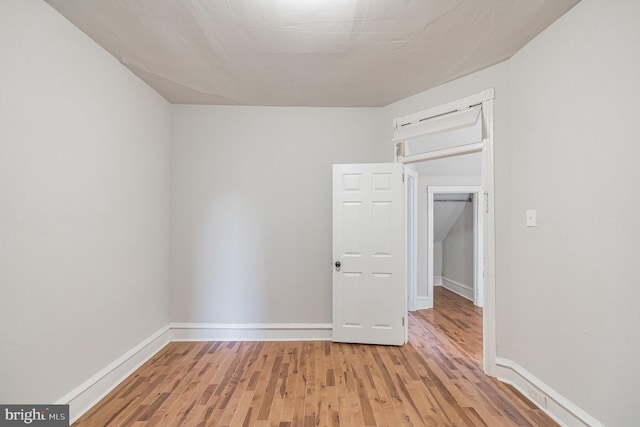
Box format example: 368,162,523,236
495,358,605,427
416,296,431,310
434,275,443,286
393,90,496,378
393,89,495,129
57,325,171,424
481,96,497,375
399,142,484,165
405,168,419,313
392,106,481,143
170,322,332,342
473,192,484,308
441,276,473,301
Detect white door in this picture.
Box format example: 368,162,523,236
332,163,406,345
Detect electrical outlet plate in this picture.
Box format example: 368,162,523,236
529,387,547,408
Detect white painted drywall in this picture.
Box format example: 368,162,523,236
433,201,466,243
0,0,170,405
441,199,474,295
170,106,388,323
504,1,640,425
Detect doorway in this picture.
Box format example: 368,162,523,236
428,187,483,309
395,89,496,374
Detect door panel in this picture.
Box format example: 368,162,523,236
332,163,406,345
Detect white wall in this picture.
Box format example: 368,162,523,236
433,200,466,243
441,199,474,295
0,0,170,405
504,1,640,425
170,106,388,324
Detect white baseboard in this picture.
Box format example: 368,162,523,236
495,358,604,427
441,276,473,301
434,275,443,286
57,325,171,425
416,296,431,310
170,322,333,342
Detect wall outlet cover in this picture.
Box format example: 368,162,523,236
529,387,548,408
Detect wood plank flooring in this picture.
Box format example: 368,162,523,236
73,288,557,426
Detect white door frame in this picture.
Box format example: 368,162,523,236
427,186,483,309
393,89,496,375
405,168,419,313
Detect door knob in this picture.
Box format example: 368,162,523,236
335,261,341,268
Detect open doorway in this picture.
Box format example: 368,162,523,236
428,187,483,309
395,89,496,374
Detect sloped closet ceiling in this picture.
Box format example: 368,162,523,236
45,0,579,107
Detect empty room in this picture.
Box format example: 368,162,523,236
1,0,639,426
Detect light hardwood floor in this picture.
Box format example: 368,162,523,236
73,288,557,426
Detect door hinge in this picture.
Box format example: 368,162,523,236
402,317,405,326
402,173,405,183
484,192,489,213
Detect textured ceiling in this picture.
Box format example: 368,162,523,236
44,0,579,107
